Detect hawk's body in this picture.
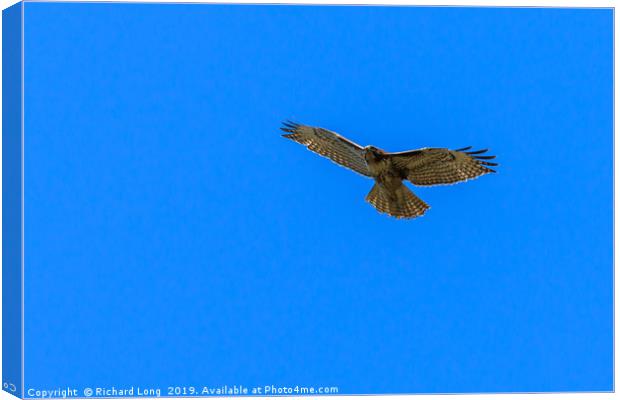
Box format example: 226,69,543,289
281,121,498,219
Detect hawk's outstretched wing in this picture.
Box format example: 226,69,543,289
389,147,498,186
281,121,371,177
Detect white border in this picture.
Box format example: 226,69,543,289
7,0,618,5
0,2,615,400
19,1,23,398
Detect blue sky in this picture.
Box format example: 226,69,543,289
23,3,612,394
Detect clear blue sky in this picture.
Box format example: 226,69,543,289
23,3,612,394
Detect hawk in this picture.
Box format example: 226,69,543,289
281,121,498,219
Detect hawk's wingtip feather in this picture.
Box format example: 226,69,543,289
466,149,488,155
454,146,472,152
282,120,301,129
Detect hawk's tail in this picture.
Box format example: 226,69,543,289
365,183,429,219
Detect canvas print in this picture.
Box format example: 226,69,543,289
2,2,613,398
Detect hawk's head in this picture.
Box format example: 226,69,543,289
363,145,386,162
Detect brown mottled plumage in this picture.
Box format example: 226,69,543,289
281,121,498,219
